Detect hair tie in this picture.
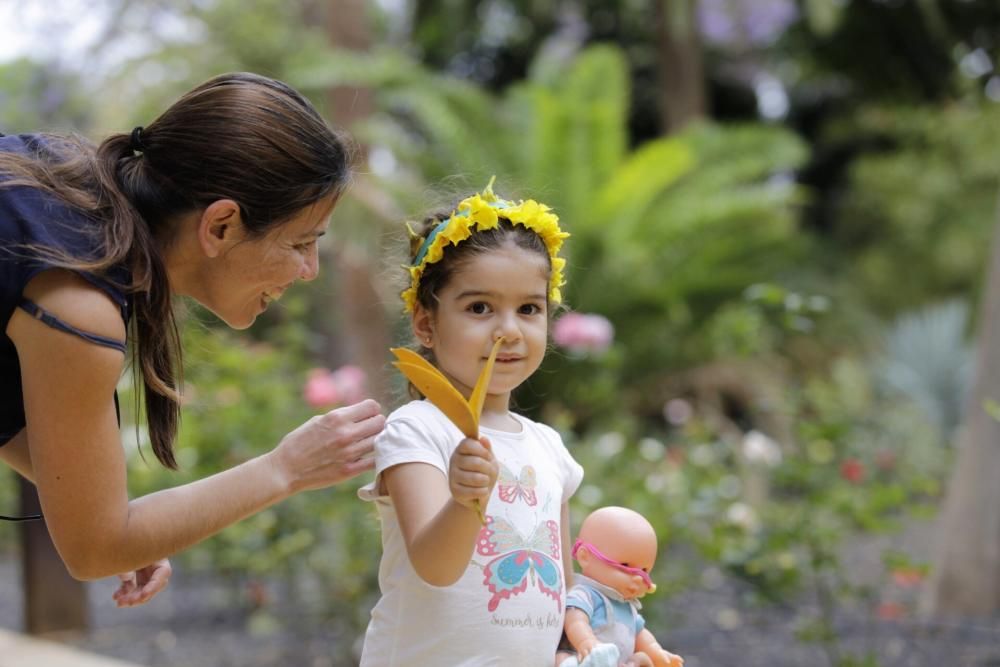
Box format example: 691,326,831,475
129,126,147,154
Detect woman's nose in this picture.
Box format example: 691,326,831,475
300,246,320,282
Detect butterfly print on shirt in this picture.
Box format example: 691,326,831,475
475,515,562,612
497,463,538,506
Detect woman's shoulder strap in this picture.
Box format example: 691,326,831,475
17,298,126,353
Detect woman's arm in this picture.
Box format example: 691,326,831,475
8,270,383,580
0,430,33,481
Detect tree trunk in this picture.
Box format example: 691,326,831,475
321,0,391,404
921,193,1000,615
19,477,88,634
656,0,706,134
325,0,375,144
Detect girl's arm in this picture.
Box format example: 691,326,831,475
8,270,384,580
561,501,573,586
382,435,497,586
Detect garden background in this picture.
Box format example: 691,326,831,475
2,1,1000,665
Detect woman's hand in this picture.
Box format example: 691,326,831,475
269,399,385,494
112,558,172,608
447,435,498,514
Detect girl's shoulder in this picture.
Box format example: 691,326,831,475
509,411,565,444
385,399,460,436
388,398,444,420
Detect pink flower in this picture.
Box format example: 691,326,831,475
331,365,367,405
552,312,614,355
304,368,340,407
840,458,865,484
890,568,925,588
303,365,368,408
876,601,906,621
875,450,897,472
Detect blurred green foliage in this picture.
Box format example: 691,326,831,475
3,1,1000,663
0,59,91,132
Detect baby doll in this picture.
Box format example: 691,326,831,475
556,507,683,667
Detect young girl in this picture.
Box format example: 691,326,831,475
359,182,583,666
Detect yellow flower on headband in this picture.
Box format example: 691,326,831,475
401,179,569,313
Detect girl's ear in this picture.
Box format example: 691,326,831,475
412,304,434,348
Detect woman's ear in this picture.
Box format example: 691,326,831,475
198,199,243,258
412,304,434,348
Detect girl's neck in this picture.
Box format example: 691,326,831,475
479,407,521,433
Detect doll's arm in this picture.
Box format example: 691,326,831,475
564,607,602,660
635,628,683,667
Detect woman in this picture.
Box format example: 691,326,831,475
0,72,385,607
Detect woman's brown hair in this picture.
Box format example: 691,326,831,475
0,72,352,468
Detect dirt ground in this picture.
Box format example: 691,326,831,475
2,517,999,667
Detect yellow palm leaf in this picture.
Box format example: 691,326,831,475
469,337,504,422
391,360,478,437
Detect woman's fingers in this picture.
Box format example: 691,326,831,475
113,559,172,608
274,399,386,491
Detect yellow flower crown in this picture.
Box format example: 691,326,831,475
401,179,569,313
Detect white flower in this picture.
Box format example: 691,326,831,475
742,430,782,467
690,443,716,466
726,502,759,531
595,432,625,458
663,398,693,426
639,437,665,461
645,474,667,493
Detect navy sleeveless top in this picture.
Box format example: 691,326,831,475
0,133,132,446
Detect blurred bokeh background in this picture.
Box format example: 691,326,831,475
2,1,1000,665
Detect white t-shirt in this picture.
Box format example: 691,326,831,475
358,399,584,667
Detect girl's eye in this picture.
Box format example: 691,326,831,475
519,303,542,315
469,302,491,315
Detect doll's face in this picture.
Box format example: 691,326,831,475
576,509,658,600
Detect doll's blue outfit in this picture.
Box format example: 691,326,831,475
561,574,646,667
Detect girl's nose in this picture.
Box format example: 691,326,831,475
495,315,521,343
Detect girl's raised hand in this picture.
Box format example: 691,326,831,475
269,399,386,494
448,435,498,515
